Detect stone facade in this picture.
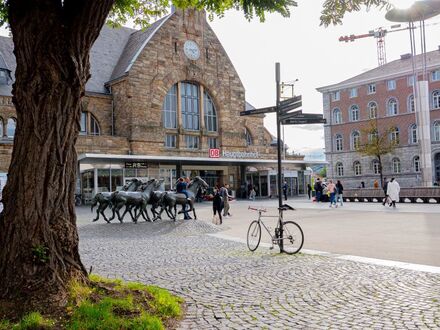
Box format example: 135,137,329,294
319,51,440,188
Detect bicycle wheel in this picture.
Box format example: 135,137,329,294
280,221,304,254
247,220,261,252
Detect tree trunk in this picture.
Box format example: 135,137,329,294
0,0,114,316
378,155,384,189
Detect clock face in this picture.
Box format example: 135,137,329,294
183,40,200,60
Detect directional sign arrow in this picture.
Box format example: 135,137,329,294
282,117,326,125
240,105,277,116
279,100,302,113
279,95,302,107
278,109,302,121
290,113,323,119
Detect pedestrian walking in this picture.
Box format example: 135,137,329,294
176,177,191,219
249,187,256,201
382,177,389,206
307,183,312,200
212,188,223,224
386,178,400,208
327,179,337,207
282,180,288,201
335,180,344,206
221,183,232,217
314,179,323,202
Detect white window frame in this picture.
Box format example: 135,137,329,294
349,88,358,98
392,158,401,174
333,108,342,124
335,134,343,151
407,75,415,87
184,135,199,149
408,94,415,113
372,160,380,174
387,80,396,91
350,105,360,122
387,98,398,116
368,101,377,119
354,161,362,176
433,121,440,141
432,70,440,82
367,84,376,95
390,127,400,145
432,90,440,109
164,134,177,148
331,91,340,102
336,162,344,176
413,156,420,173
409,124,417,144
351,131,360,150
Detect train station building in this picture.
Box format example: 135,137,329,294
0,8,323,201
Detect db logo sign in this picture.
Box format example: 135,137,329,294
209,148,220,158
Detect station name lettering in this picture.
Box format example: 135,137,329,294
222,150,260,159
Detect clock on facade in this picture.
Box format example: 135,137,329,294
183,40,200,60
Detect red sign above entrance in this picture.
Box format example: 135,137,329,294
209,148,220,158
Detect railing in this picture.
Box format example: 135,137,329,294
343,187,440,203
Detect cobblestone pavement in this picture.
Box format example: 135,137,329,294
79,220,440,329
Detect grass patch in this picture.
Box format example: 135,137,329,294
1,275,184,330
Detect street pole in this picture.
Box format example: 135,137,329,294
275,63,283,252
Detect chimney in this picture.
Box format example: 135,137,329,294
400,53,412,60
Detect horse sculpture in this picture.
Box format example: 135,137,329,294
157,176,209,220
91,178,142,223
109,178,158,223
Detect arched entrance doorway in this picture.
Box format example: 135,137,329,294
435,153,440,183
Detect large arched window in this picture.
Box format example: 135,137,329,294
353,161,362,176
351,131,360,150
408,94,415,112
7,117,16,138
372,159,380,174
181,82,199,130
368,102,377,119
204,91,217,132
336,162,344,176
162,84,177,129
350,105,359,122
80,112,100,136
413,156,420,173
409,124,417,144
387,98,398,116
245,128,253,146
368,129,378,142
335,134,343,151
392,158,401,174
389,127,399,145
433,121,440,141
333,108,342,124
433,90,440,109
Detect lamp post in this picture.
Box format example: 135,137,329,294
386,0,440,187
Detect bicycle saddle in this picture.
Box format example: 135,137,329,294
278,204,295,211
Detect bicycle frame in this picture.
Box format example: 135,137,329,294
250,207,285,245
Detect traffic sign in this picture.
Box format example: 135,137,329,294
279,95,301,107
278,109,302,121
240,105,277,116
282,117,326,125
279,95,302,112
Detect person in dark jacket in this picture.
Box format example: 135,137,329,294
212,189,223,224
314,179,323,202
382,177,389,206
307,183,312,199
335,180,344,206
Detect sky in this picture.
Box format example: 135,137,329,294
209,0,440,157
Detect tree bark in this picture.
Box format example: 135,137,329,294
0,0,114,315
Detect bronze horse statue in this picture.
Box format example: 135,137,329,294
109,178,158,223
91,178,142,223
157,176,209,220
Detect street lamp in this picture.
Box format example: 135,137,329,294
386,0,440,187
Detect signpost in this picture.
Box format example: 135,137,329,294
239,63,326,253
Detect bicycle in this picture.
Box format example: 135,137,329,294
247,204,304,254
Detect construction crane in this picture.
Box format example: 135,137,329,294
339,25,410,66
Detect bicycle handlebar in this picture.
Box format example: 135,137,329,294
248,206,267,212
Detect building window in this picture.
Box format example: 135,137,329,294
392,158,401,174
350,105,359,121
336,162,344,176
367,84,376,94
433,121,440,141
432,70,440,82
387,98,398,116
389,127,400,145
368,129,378,142
331,91,340,101
351,131,360,150
333,108,342,124
408,75,415,87
0,117,3,137
184,135,199,149
387,80,396,90
245,128,253,146
353,161,362,176
409,124,417,144
164,134,176,148
79,112,100,136
181,82,200,131
408,94,415,112
372,159,380,174
413,156,420,172
204,91,217,132
368,102,377,119
208,137,218,149
162,84,177,129
349,88,358,98
335,134,343,151
432,90,440,109
6,117,15,138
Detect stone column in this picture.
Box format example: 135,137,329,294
177,82,182,148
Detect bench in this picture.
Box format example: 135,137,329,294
343,188,440,203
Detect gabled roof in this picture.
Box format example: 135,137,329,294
110,14,172,82
317,48,440,93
